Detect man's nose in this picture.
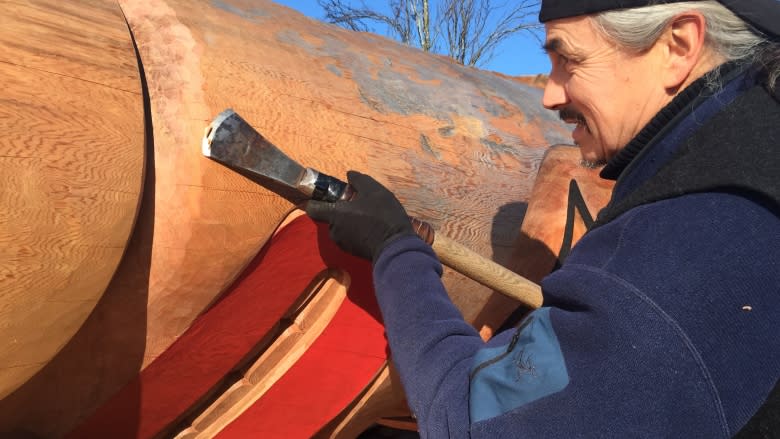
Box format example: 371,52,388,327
542,75,568,110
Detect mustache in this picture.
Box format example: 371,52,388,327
580,158,607,169
559,108,586,124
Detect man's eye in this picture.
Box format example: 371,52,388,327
557,53,580,68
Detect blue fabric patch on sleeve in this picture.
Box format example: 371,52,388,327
469,307,569,423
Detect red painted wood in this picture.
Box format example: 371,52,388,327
69,216,386,438
215,255,385,437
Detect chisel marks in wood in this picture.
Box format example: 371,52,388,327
119,0,208,150
119,0,213,362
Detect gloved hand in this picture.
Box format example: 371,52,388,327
305,171,415,261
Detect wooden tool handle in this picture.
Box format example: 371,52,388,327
342,181,542,308
410,218,542,308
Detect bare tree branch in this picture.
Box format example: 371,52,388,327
319,0,412,43
318,0,540,68
442,0,539,66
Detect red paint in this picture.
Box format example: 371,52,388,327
70,216,387,438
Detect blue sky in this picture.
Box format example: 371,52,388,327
272,0,552,76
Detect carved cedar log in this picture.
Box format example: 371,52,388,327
0,0,614,437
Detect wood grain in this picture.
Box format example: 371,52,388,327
0,0,141,92
0,0,144,401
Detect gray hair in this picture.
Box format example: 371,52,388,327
592,1,780,91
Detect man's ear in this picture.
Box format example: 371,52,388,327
661,12,708,91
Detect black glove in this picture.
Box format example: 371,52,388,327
305,171,415,261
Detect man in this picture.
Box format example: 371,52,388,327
307,1,780,437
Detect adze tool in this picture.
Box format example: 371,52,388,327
202,109,542,308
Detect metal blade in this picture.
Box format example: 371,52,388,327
202,109,306,191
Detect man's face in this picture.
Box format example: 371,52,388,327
542,16,671,165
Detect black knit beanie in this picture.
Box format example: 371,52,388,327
539,0,780,39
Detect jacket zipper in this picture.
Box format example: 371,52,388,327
468,316,533,381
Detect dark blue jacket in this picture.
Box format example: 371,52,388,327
371,65,780,438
